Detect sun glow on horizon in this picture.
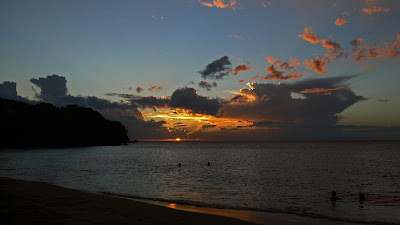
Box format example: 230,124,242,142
175,138,181,141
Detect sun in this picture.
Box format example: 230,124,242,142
175,138,181,142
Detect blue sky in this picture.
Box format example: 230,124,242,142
1,0,399,140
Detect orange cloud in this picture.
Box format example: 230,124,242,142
298,27,321,44
199,0,236,9
298,27,343,57
263,56,302,81
228,34,243,40
251,73,260,80
237,79,246,83
335,17,348,27
230,55,242,61
362,6,390,15
233,64,254,75
261,65,302,81
136,87,144,93
300,87,345,95
148,86,163,91
350,38,364,47
265,56,300,69
352,34,400,63
321,40,342,50
362,65,374,70
304,57,328,74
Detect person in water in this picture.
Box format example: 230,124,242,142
178,163,181,167
359,193,366,202
208,162,211,166
331,191,340,202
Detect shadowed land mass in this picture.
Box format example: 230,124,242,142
0,98,130,149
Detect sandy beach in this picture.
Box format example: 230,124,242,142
0,178,258,225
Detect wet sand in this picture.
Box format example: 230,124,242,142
0,178,258,225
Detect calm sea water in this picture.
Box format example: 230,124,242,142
0,142,399,224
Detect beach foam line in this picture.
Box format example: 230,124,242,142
101,192,397,225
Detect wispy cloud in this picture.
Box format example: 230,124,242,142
199,0,237,9
228,34,244,40
261,1,271,8
362,6,390,15
300,87,345,95
148,86,163,91
199,81,218,90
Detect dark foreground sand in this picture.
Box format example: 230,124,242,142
0,178,257,225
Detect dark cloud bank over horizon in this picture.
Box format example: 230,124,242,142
1,74,399,140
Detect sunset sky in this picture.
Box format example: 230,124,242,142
1,0,399,140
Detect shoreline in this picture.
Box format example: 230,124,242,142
101,193,361,225
0,178,359,225
0,177,256,225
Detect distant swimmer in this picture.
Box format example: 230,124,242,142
178,163,181,167
331,191,340,202
208,162,211,166
359,193,366,202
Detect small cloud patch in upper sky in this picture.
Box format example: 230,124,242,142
199,56,232,80
228,34,244,40
335,12,350,27
230,55,242,62
298,27,321,44
261,57,302,81
362,6,390,15
233,64,254,75
304,57,328,75
261,1,271,8
199,81,218,91
199,0,237,9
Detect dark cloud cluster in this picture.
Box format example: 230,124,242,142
224,75,366,128
27,75,176,139
170,87,223,116
30,75,68,100
105,93,170,110
0,81,36,104
187,76,374,140
199,56,232,80
198,81,217,90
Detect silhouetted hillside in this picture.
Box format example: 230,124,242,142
0,98,130,149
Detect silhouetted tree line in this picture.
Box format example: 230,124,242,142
0,98,130,149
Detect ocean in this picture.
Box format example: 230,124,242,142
0,141,399,224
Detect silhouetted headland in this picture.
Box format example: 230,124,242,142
0,98,130,149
